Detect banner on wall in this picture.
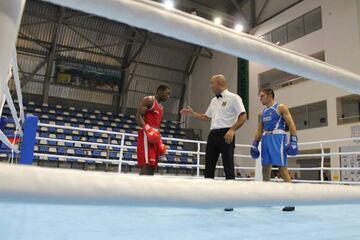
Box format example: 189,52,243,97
56,60,122,92
340,145,360,182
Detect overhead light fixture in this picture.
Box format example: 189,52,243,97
163,0,174,10
276,41,280,45
190,8,198,16
234,24,244,32
214,17,222,25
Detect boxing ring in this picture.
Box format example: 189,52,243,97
1,0,360,239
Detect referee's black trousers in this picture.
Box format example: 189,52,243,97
205,128,235,179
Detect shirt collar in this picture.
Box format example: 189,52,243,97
219,89,229,97
214,89,229,99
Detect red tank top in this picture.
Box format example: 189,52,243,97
144,97,163,128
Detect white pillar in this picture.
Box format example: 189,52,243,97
0,0,26,111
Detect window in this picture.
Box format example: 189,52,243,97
259,51,325,90
287,17,305,42
308,101,328,128
290,101,327,130
272,25,287,45
259,7,322,45
291,105,308,130
337,95,360,124
261,32,272,42
304,8,322,34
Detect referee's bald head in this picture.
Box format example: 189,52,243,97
210,74,227,94
211,74,226,85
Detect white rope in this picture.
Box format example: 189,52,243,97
11,49,25,124
10,125,21,163
44,0,360,93
2,72,23,135
0,164,360,207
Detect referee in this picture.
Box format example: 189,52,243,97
180,74,247,179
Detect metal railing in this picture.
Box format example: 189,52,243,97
34,122,360,184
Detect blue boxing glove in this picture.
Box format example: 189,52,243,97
285,135,298,156
250,140,260,159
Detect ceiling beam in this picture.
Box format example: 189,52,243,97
255,0,270,25
22,9,211,59
250,0,256,28
64,24,124,65
255,0,304,27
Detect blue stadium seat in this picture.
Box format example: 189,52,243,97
57,134,65,139
48,157,58,161
48,140,57,146
109,152,117,159
65,142,74,147
112,146,121,151
39,146,49,153
67,157,77,162
48,127,56,133
75,149,85,156
82,143,91,148
124,152,132,159
73,136,81,141
166,156,175,163
127,148,136,153
92,150,101,157
56,121,65,126
39,132,49,138
180,156,188,164
98,145,106,150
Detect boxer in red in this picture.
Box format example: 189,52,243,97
135,85,171,175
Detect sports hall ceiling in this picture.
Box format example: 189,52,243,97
152,0,303,31
17,0,302,115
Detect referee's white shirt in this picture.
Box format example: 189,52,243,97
205,89,246,130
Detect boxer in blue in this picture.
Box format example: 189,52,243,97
250,88,298,211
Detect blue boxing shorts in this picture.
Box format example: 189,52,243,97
261,132,287,167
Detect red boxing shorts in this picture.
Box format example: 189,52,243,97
137,129,160,168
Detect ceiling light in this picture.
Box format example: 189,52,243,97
214,17,222,25
234,24,244,32
163,0,174,10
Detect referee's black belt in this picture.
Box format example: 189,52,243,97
210,128,230,133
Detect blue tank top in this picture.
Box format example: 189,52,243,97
261,102,286,131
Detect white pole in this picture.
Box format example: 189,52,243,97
118,133,125,173
0,0,26,107
254,142,262,181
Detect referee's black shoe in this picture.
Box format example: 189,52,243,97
224,208,234,212
282,206,295,212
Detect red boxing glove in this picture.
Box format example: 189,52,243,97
158,137,167,156
144,124,161,143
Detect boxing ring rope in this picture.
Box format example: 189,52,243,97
43,0,360,94
1,163,360,207
1,0,360,207
33,122,360,185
